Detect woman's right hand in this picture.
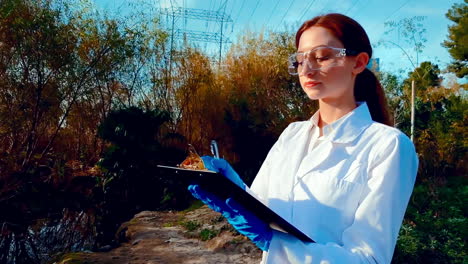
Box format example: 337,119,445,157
201,156,246,190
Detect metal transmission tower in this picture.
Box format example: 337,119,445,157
161,4,233,68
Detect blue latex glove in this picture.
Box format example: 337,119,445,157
188,184,272,251
201,156,246,190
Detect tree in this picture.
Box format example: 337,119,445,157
380,16,427,70
403,61,442,98
443,0,468,78
380,16,428,141
0,0,168,179
377,71,404,126
60,3,168,164
0,0,77,176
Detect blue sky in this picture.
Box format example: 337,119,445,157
94,0,463,79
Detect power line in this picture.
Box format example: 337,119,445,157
160,5,233,67
183,0,187,30
344,0,360,15
225,0,235,34
206,0,214,32
316,0,337,16
246,0,261,26
265,0,281,26
219,0,229,68
381,0,411,23
367,0,411,32
275,0,296,32
298,0,317,22
234,0,246,24
348,0,371,20
174,29,232,43
208,0,214,13
225,0,235,18
161,7,233,22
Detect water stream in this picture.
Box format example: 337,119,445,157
0,209,97,264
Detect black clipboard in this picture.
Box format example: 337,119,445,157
157,165,315,243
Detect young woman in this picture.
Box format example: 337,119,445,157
189,13,418,263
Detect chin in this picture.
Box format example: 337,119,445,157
304,91,323,100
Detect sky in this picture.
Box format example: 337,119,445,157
93,0,464,80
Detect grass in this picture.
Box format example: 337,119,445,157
162,215,185,228
160,201,228,242
199,228,219,241
181,220,201,232
181,200,205,213
51,252,89,264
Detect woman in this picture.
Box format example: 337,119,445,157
189,13,418,263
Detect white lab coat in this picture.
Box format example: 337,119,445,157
250,102,418,264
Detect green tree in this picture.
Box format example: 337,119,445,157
403,61,441,99
443,0,468,78
392,78,467,264
377,71,405,127
97,106,191,211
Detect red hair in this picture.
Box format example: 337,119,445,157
295,13,393,126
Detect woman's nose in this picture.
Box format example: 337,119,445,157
300,62,317,77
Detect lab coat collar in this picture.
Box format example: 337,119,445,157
310,102,373,144
296,103,373,178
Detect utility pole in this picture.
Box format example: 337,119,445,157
380,16,428,143
169,2,175,84
219,17,223,69
379,40,430,143
219,1,228,69
411,80,415,142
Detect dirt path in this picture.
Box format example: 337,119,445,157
55,207,262,264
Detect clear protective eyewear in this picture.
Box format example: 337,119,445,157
288,46,358,75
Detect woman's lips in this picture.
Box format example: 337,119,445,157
304,81,321,88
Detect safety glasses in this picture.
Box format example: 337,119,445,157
288,46,359,75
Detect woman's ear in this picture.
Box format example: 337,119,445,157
352,52,370,75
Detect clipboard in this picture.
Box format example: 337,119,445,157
157,165,315,243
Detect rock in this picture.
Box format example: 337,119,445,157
205,231,236,251
54,206,262,264
96,245,112,252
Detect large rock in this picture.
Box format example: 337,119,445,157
55,206,263,264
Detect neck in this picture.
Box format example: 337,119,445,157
317,99,357,128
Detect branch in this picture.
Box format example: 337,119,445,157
38,45,113,161
380,40,417,70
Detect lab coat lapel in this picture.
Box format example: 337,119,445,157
296,140,333,178
286,123,314,179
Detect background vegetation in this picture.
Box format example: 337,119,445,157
0,0,466,263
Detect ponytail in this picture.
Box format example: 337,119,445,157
355,68,393,126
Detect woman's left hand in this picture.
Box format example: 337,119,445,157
188,184,272,251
